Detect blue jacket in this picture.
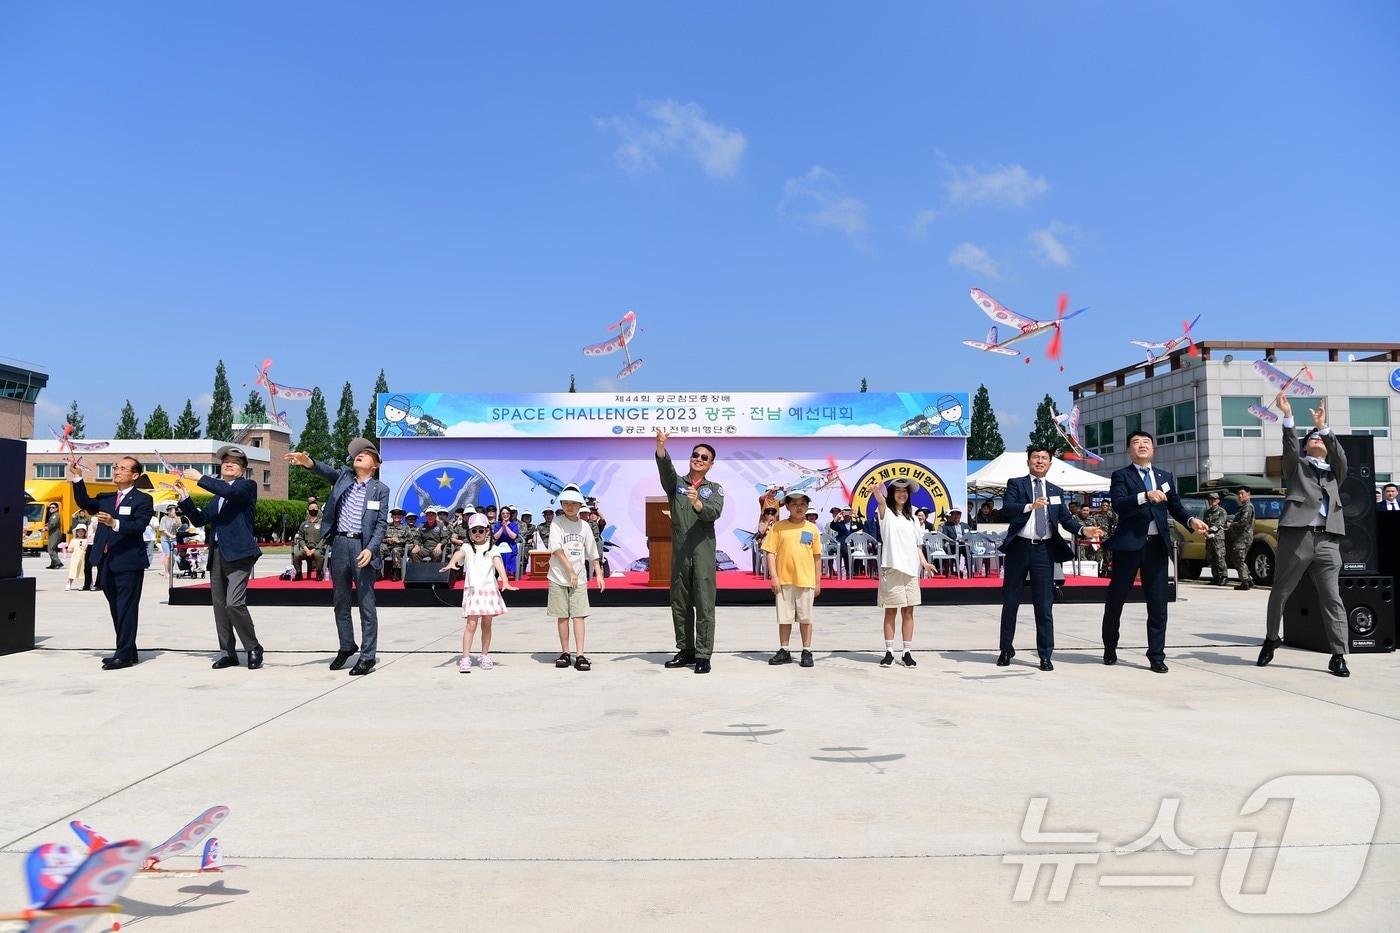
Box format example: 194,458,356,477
177,475,263,562
72,480,153,573
310,460,391,568
998,474,1083,564
1105,464,1195,552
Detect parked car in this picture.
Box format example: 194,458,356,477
1173,493,1284,585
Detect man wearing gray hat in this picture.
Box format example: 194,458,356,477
177,446,265,669
286,438,391,676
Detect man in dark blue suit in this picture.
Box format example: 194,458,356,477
1101,431,1208,672
287,438,391,676
997,446,1104,670
70,456,155,669
176,445,265,670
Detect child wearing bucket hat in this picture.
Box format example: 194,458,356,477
546,484,605,671
443,513,518,672
761,489,823,667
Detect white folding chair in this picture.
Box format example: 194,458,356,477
845,530,880,579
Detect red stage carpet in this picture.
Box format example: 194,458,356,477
168,569,1146,608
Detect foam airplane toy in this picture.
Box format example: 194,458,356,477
1129,314,1201,364
1049,404,1104,466
70,806,232,878
1,838,148,932
49,424,109,475
582,310,643,380
1247,361,1316,422
961,288,1087,368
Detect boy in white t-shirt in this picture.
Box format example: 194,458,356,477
548,484,605,671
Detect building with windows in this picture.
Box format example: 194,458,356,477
24,422,291,499
1069,340,1400,493
0,358,49,439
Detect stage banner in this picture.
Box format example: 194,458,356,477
374,391,970,439
377,435,968,575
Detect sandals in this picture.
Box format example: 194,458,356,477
555,652,572,668
574,655,591,672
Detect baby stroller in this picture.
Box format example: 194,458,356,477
174,523,207,579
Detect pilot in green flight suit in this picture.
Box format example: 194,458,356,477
655,429,725,674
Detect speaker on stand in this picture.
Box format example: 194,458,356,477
0,438,36,655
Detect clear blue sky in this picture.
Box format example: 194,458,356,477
3,1,1397,441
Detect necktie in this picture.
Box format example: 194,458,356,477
1034,479,1048,539
1140,467,1155,491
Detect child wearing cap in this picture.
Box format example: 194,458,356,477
442,513,518,672
547,485,605,671
65,524,91,591
762,490,823,667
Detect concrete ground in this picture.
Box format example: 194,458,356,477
2,555,1397,932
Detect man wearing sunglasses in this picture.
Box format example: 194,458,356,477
655,428,726,673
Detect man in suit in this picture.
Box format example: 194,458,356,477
175,446,265,669
69,456,154,669
998,446,1104,670
1258,395,1353,677
940,508,971,576
1101,431,1208,673
1379,483,1399,513
286,437,390,675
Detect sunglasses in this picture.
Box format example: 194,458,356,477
469,527,488,534
690,452,712,462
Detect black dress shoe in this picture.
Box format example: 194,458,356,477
349,657,376,676
329,646,359,671
103,658,136,670
248,646,264,670
211,655,239,669
1328,654,1350,678
693,658,711,674
1256,638,1281,667
1150,660,1169,673
664,651,696,669
1103,648,1118,665
102,654,117,664
1039,658,1054,671
1234,582,1252,591
996,650,1014,667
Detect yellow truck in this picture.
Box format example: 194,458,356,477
23,473,199,555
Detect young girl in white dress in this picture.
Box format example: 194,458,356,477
443,513,518,672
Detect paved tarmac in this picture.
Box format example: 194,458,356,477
2,556,1397,931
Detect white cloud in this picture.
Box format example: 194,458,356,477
944,160,1048,207
813,422,897,437
948,242,1001,279
35,396,66,422
599,99,747,178
1029,221,1074,267
780,166,868,238
995,408,1025,427
194,393,214,416
909,208,937,237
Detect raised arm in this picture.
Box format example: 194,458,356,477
654,429,678,494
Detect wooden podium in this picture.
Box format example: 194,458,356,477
528,550,551,581
646,496,672,588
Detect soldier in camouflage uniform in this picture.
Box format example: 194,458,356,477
535,508,555,550
516,511,536,578
1082,503,1116,576
1227,487,1256,590
380,508,409,580
1202,492,1230,585
409,510,452,562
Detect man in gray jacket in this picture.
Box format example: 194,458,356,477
1258,393,1352,677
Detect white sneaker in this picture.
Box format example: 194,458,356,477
458,655,472,673
478,654,494,670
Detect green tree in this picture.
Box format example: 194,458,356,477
114,401,140,439
331,381,358,468
207,360,235,442
173,399,201,439
290,388,334,501
968,384,1006,460
363,369,388,438
859,377,868,393
568,374,576,393
1029,393,1066,454
240,390,268,424
143,404,173,439
65,401,86,439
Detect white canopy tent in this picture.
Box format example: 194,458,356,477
967,452,1111,494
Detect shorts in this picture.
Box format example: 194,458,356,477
547,582,591,619
878,568,920,608
462,585,507,618
775,584,814,626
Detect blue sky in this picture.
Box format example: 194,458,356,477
3,1,1397,441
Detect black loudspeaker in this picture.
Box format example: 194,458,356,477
1334,435,1376,575
0,576,36,655
0,437,23,579
1377,511,1400,586
403,561,452,588
1284,574,1394,654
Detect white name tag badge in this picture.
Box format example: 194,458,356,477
1049,496,1062,505
367,500,382,511
1160,483,1171,493
119,506,133,516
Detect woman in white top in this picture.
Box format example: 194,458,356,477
872,478,937,668
443,513,518,672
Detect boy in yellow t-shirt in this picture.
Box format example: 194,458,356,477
762,489,823,667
